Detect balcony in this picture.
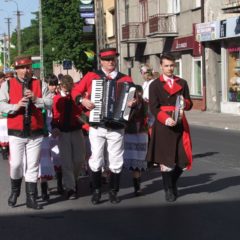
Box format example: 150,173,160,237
148,14,178,38
121,22,147,43
222,0,240,13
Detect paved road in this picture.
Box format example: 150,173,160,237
0,125,240,240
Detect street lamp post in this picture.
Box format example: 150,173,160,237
5,0,22,55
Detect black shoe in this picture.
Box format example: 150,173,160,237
133,177,142,197
64,189,77,200
109,190,120,204
26,182,42,210
91,189,101,205
165,189,176,202
8,192,19,207
41,182,49,201
8,178,22,207
56,171,64,195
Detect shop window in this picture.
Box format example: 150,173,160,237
191,57,202,96
174,59,182,77
227,47,240,102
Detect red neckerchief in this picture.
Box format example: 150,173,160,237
159,75,182,95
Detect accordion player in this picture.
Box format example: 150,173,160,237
89,79,136,127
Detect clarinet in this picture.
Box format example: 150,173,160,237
23,76,32,130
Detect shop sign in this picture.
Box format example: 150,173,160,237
80,4,94,12
171,36,194,51
80,12,95,18
195,21,219,42
219,16,240,39
84,18,95,25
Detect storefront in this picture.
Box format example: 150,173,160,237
196,16,240,114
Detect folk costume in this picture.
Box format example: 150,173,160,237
123,90,148,195
0,56,52,209
72,48,133,204
51,89,86,199
148,74,193,201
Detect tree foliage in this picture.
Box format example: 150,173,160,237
42,0,96,75
10,0,96,75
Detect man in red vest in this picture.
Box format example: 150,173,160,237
0,55,52,209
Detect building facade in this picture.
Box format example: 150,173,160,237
116,0,204,110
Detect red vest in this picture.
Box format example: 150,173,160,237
8,77,44,137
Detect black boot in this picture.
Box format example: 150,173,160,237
41,182,49,201
91,171,102,205
8,178,22,207
1,146,9,161
26,182,42,210
109,173,120,204
172,166,183,197
133,177,142,196
56,171,64,194
161,171,176,202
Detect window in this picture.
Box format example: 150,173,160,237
106,9,115,38
195,0,201,8
174,59,182,77
168,0,180,14
191,57,202,96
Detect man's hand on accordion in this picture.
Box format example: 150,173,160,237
127,98,137,108
81,98,95,111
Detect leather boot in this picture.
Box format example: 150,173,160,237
133,177,142,196
41,182,49,201
26,182,42,210
109,173,120,204
172,165,183,197
161,171,176,202
8,178,22,207
91,171,102,205
56,171,64,194
1,146,9,160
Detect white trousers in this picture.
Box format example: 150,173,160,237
89,127,124,174
58,129,85,190
9,135,43,182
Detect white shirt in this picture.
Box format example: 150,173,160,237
142,79,155,102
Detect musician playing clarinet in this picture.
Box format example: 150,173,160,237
72,48,135,204
0,55,52,210
147,53,193,202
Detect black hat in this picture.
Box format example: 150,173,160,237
99,48,119,60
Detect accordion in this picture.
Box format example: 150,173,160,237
89,79,136,127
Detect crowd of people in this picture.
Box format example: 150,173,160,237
0,48,193,210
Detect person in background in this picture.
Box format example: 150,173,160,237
124,85,148,196
148,53,193,202
51,75,86,200
0,72,9,161
38,74,60,201
71,47,135,204
0,55,52,209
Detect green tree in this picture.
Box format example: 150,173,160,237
42,0,96,75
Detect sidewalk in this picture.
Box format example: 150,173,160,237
185,110,240,132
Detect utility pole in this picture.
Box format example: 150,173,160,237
5,0,23,55
3,33,7,72
15,9,23,55
4,17,11,66
39,0,44,80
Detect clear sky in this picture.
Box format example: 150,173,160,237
0,0,39,35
